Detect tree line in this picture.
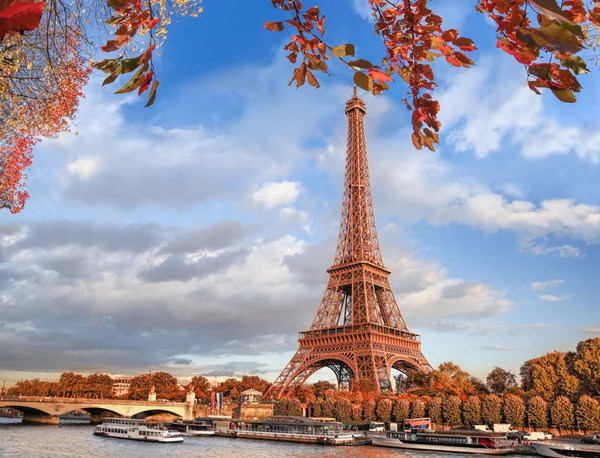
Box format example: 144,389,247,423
275,338,600,432
3,372,270,405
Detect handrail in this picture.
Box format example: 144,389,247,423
299,323,420,341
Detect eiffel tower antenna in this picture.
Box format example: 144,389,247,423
266,90,431,398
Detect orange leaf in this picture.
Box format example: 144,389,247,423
264,21,284,31
368,68,393,82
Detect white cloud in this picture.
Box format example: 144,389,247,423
251,181,303,209
438,56,600,162
540,294,571,302
584,327,600,334
531,279,564,291
66,156,101,179
398,278,512,323
521,241,583,258
351,0,372,21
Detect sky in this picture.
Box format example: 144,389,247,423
1,0,599,387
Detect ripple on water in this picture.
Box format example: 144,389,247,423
0,420,531,458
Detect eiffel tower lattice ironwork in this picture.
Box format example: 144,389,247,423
266,88,432,399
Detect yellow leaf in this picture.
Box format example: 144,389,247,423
353,71,372,92
331,44,355,57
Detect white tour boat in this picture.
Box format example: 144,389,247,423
531,441,600,458
93,417,184,443
372,429,515,455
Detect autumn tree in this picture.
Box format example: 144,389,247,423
6,378,58,397
128,374,152,400
481,394,502,426
322,397,336,418
312,399,324,417
576,395,600,432
392,398,411,423
462,396,482,427
189,375,210,403
363,400,376,421
411,362,481,397
486,367,517,394
503,394,526,427
443,395,462,427
551,396,575,432
150,371,180,400
523,352,580,401
352,404,363,421
411,398,426,418
4,0,600,213
333,398,353,422
58,372,86,398
376,398,393,422
528,395,549,429
573,338,600,396
85,374,113,399
0,0,89,213
429,396,443,425
239,375,270,394
274,398,302,416
312,380,336,398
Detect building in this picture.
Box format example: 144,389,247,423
112,378,130,398
240,389,263,404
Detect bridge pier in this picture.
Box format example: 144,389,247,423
22,414,60,425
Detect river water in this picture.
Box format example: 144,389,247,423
0,418,530,458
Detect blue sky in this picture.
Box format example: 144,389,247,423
0,0,599,387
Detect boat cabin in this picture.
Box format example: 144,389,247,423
403,417,432,431
231,416,345,436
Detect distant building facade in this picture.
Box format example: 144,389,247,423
240,389,263,404
112,378,130,398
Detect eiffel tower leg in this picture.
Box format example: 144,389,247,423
266,348,311,399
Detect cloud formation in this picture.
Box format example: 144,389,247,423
539,294,572,302
531,279,564,291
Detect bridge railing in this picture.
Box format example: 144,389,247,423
0,395,186,407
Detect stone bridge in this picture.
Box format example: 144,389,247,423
0,396,194,424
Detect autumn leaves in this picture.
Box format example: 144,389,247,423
266,0,596,152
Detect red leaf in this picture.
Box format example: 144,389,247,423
0,1,44,39
367,68,393,82
138,71,154,95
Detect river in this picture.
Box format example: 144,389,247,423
0,418,530,458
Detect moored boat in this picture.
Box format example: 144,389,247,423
167,418,216,436
93,417,184,443
531,441,600,458
372,429,515,455
215,415,360,445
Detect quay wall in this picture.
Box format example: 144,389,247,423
191,403,273,420
237,404,274,420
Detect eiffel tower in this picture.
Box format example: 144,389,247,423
266,88,431,398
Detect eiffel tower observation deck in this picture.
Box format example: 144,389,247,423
266,88,431,399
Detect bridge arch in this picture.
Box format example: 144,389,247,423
1,404,55,417
131,408,183,419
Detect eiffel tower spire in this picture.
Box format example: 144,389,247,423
266,89,431,398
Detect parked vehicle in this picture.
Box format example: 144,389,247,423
580,433,600,445
542,432,554,440
369,422,385,432
524,432,546,441
506,431,527,440
475,425,493,432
